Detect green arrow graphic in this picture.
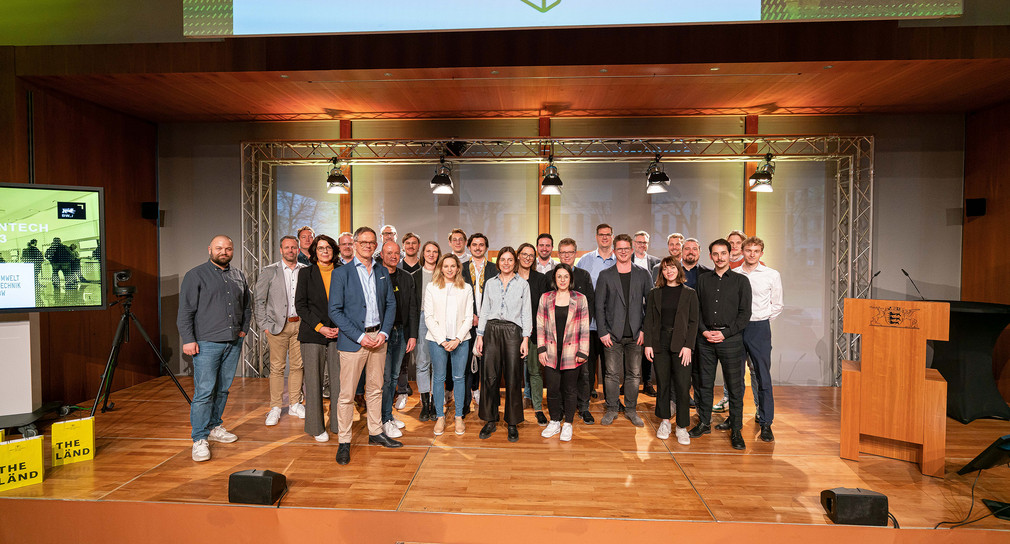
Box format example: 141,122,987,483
521,0,561,13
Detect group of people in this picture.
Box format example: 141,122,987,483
176,223,782,464
10,237,93,290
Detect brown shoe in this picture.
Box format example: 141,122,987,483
354,394,366,412
455,416,465,435
433,417,445,436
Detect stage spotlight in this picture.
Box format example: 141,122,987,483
541,157,562,195
326,158,350,194
430,157,454,195
646,155,670,194
749,153,775,192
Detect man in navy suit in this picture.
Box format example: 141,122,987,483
328,226,401,465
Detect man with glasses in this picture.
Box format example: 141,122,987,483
594,234,653,426
336,232,355,265
448,228,470,263
329,227,401,465
576,224,617,409
633,231,661,283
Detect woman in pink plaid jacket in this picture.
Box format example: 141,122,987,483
536,263,591,442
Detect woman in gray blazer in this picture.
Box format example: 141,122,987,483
643,256,699,445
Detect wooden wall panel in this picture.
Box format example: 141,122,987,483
30,87,160,405
963,99,1010,401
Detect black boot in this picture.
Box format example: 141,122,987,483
419,393,432,422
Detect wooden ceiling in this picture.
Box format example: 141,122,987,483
16,22,1010,122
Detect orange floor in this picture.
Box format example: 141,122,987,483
1,377,1008,543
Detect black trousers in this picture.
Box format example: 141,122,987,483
652,330,692,428
577,330,603,411
479,320,525,425
543,364,579,423
693,333,745,430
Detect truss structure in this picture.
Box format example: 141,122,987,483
241,135,873,383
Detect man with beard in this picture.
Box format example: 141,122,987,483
178,235,252,462
681,238,710,289
690,238,751,451
535,233,557,274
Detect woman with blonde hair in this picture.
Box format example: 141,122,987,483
423,253,474,436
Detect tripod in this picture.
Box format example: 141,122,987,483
92,293,191,417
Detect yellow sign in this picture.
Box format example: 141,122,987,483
0,436,44,491
51,417,95,466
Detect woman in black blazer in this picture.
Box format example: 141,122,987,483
295,234,341,443
643,256,699,445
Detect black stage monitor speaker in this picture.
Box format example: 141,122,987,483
228,469,287,505
820,487,888,526
965,198,987,217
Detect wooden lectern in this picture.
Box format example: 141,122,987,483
841,298,950,477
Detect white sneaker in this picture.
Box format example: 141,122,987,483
541,420,562,438
560,422,573,442
656,420,672,440
392,416,406,429
289,403,306,419
383,420,403,438
314,431,329,442
675,426,691,445
208,425,238,443
192,439,211,462
265,407,282,426
472,389,481,406
394,394,408,411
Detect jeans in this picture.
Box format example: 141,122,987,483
429,339,468,418
190,337,243,441
381,326,407,423
577,331,603,411
603,336,643,411
523,338,544,410
743,319,774,425
415,312,432,394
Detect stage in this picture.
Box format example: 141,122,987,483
1,377,1008,543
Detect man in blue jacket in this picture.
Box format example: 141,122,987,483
329,226,400,465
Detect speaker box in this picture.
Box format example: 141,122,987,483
965,198,987,217
228,469,287,505
140,201,159,220
820,487,888,526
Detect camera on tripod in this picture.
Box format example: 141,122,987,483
113,269,136,297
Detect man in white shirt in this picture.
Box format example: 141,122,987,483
577,223,617,408
535,232,557,274
735,236,783,442
255,235,307,426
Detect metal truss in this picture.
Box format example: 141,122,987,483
240,135,873,381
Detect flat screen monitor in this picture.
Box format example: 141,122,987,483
0,183,107,313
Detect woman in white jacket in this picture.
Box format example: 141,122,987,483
423,254,474,436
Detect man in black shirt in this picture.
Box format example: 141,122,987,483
690,238,752,450
379,241,418,439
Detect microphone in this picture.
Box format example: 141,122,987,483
900,268,926,301
868,270,881,294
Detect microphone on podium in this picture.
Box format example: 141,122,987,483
900,269,926,301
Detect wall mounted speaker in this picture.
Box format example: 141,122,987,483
965,198,987,217
228,469,287,505
820,487,888,526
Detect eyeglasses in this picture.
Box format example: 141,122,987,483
615,246,633,252
558,250,576,256
356,240,377,246
317,246,333,252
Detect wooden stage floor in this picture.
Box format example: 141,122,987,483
2,376,1009,541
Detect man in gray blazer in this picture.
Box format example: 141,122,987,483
633,231,662,283
255,235,307,426
595,234,654,427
